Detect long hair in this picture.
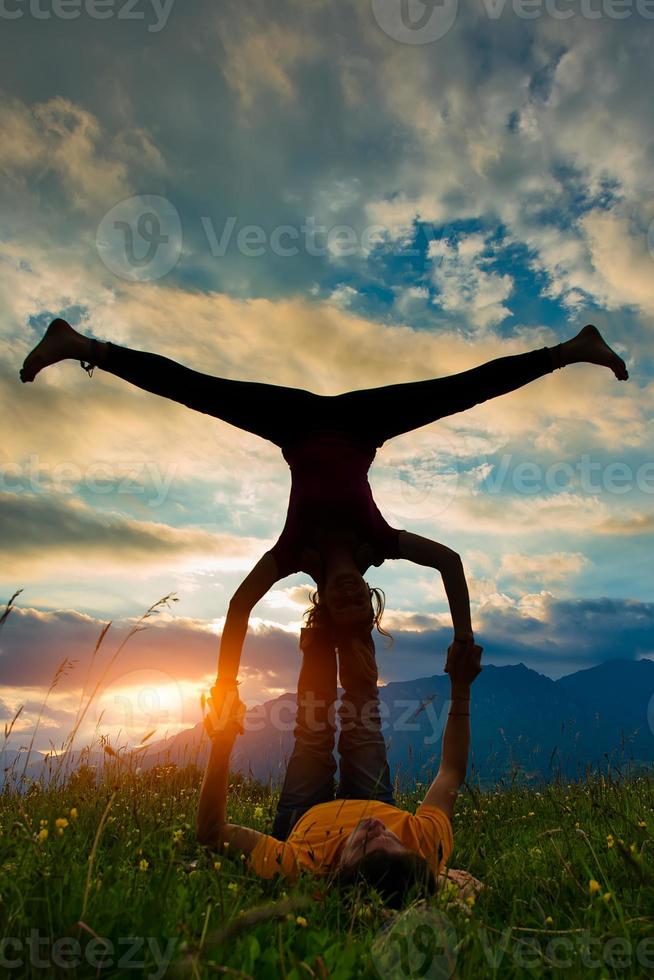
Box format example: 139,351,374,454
304,584,393,644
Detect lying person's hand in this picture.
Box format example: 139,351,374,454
445,638,483,687
203,681,246,739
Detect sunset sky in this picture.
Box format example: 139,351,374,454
1,0,653,754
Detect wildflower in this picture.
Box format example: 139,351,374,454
253,806,264,819
172,830,183,843
544,916,554,927
213,861,221,872
638,821,646,828
227,882,238,892
589,879,601,896
55,818,69,836
139,859,149,872
296,916,308,928
39,819,48,828
70,808,78,820
602,892,612,903
37,828,48,843
607,834,614,849
528,812,535,818
464,895,475,908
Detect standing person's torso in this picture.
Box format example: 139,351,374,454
270,432,400,576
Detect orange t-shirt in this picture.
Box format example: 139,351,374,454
248,799,453,881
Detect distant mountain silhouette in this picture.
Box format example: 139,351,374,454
7,659,654,788
121,658,654,786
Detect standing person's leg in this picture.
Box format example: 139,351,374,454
336,632,394,804
20,318,323,446
271,626,339,840
330,326,628,445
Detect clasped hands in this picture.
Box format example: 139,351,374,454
445,635,483,686
202,680,247,740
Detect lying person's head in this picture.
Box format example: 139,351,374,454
333,817,437,908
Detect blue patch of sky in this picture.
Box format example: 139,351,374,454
315,216,580,334
27,305,89,337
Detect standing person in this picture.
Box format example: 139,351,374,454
196,628,483,908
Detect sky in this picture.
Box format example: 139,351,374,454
1,0,653,754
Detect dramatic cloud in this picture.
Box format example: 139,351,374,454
1,0,652,752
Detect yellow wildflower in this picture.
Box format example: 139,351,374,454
589,879,601,895
69,808,78,820
545,916,554,927
638,821,646,828
138,859,149,872
37,828,48,843
227,882,238,892
602,892,612,903
253,806,264,819
296,916,308,927
607,835,614,848
464,895,475,908
213,861,221,872
55,818,68,831
172,830,183,843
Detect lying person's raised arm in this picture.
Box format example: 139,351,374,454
196,699,262,857
422,641,482,820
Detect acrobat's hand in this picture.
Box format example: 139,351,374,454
445,639,483,686
202,681,246,740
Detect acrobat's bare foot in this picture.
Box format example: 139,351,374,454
20,318,86,383
562,324,628,381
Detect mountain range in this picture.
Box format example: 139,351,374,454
111,657,654,787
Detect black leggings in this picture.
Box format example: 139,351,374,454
101,342,555,448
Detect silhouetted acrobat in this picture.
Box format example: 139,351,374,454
21,317,628,706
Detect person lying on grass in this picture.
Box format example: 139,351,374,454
196,626,483,908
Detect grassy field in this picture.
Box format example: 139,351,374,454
1,765,653,979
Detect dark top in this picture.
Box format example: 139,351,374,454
269,432,402,580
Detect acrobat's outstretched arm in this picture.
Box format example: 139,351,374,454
216,551,282,684
397,530,474,652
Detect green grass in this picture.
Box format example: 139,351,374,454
1,766,653,979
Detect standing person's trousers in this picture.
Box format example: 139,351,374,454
270,627,394,841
